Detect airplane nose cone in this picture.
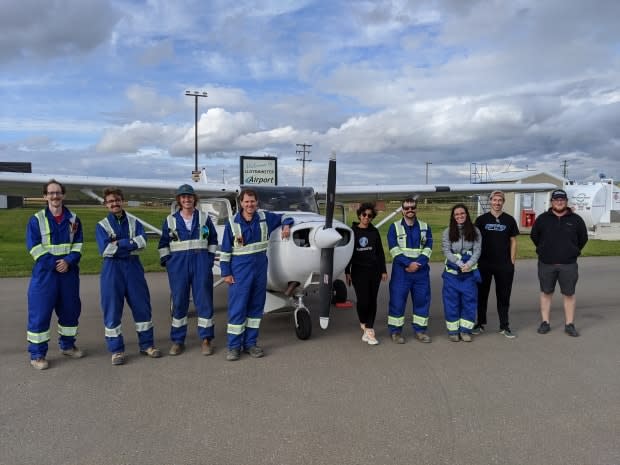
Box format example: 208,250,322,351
313,227,342,248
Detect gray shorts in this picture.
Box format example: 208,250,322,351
537,261,579,296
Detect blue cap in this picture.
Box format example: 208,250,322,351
551,189,567,200
176,184,195,196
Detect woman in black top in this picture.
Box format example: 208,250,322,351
345,202,388,345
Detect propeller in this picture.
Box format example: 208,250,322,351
318,152,338,329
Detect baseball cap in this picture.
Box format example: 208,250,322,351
550,189,568,200
176,184,195,196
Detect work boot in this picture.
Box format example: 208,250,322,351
226,348,241,361
61,346,84,358
415,332,432,343
169,343,185,356
201,339,214,356
391,332,405,344
244,346,265,358
111,352,126,366
140,347,162,358
460,333,472,342
30,358,49,370
449,334,460,342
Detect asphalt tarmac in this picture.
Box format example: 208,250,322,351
1,257,619,465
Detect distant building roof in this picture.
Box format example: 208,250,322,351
484,170,566,184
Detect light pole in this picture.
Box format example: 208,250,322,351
425,161,432,184
185,90,208,181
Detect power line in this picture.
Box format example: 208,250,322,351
295,143,312,186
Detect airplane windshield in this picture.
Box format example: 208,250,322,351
245,185,318,213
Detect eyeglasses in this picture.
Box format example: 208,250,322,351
46,191,63,196
360,212,374,218
402,206,416,211
105,199,122,204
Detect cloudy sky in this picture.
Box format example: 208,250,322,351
1,0,619,188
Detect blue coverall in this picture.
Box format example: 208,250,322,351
26,207,83,360
96,212,154,353
220,211,293,350
387,218,433,334
158,210,218,344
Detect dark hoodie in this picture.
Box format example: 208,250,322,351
345,222,387,275
530,207,588,264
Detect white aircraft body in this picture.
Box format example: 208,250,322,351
0,161,557,339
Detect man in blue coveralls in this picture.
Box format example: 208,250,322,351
159,184,218,356
387,197,434,344
96,187,162,365
26,179,84,370
220,188,293,361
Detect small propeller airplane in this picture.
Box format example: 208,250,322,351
0,156,557,339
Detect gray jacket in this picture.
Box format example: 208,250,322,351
441,226,482,267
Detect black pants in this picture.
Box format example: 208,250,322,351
476,265,514,330
351,268,382,329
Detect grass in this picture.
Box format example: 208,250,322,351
1,204,618,277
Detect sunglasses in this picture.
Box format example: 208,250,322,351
402,206,416,211
360,212,374,218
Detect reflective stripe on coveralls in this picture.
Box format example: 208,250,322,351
442,251,478,333
98,216,143,257
30,210,81,259
389,220,430,259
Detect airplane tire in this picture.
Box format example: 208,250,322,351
295,308,312,340
331,279,347,304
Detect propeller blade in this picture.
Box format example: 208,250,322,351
319,152,337,329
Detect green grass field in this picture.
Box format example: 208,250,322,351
1,204,618,277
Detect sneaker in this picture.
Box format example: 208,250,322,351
472,325,485,335
391,332,405,344
168,343,185,356
111,352,126,366
564,323,580,337
30,358,49,370
364,328,379,345
360,323,366,333
499,328,517,339
140,347,162,358
460,333,472,342
61,346,84,358
201,339,214,356
415,332,432,343
537,321,551,334
449,334,460,342
244,346,265,358
226,348,241,361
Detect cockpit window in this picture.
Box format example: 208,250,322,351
242,185,318,213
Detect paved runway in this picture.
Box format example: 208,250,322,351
1,257,619,465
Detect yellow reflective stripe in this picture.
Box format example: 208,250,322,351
105,325,122,337
103,243,118,257
46,244,73,255
444,266,459,274
134,235,146,249
169,239,209,251
27,330,51,343
135,321,153,332
207,244,217,253
388,315,405,327
35,210,50,248
158,247,171,258
197,318,213,328
421,247,432,258
171,316,188,328
70,242,83,254
460,319,475,330
30,244,46,260
232,241,268,255
58,325,78,337
227,323,245,335
413,315,428,326
246,317,261,329
446,320,459,331
219,252,231,262
127,215,137,240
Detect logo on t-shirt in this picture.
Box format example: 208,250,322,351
358,237,369,247
485,223,507,232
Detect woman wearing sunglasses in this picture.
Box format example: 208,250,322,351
441,203,482,342
345,203,388,345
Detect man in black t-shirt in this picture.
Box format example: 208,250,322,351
474,190,519,338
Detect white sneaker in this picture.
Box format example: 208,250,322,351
364,328,379,345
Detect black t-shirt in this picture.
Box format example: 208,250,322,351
475,212,519,266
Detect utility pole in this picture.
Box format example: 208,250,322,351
296,143,312,186
425,161,432,184
185,90,208,181
561,160,568,179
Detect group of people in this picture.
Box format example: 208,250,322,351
25,180,588,370
26,180,292,370
345,189,588,345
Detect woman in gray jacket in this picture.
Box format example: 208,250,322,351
441,204,481,342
